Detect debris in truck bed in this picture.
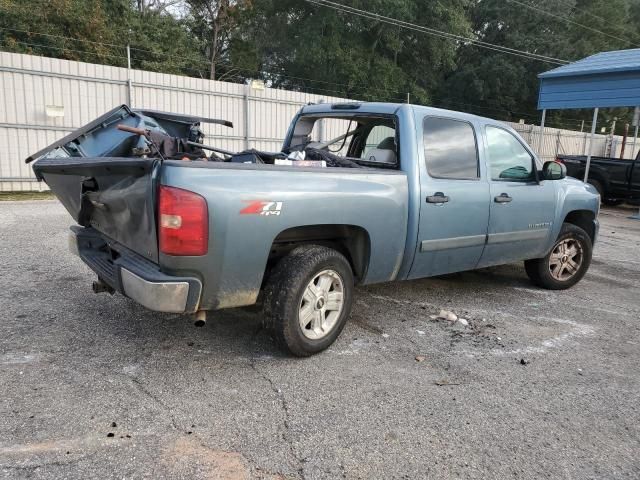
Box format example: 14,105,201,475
304,148,364,168
25,104,378,170
25,104,232,164
274,159,327,168
230,149,286,164
116,124,207,160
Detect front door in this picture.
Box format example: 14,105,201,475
409,116,490,279
478,125,556,267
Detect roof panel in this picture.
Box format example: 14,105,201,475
539,48,640,78
538,49,640,109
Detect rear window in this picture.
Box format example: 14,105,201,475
423,117,479,179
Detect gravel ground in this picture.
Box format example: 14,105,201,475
1,200,639,479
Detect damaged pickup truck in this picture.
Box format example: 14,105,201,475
29,102,600,356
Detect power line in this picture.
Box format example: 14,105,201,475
4,39,536,118
553,0,608,24
3,38,386,100
0,26,412,98
2,20,588,123
505,0,638,47
0,26,128,50
7,40,131,63
305,0,569,65
551,0,639,44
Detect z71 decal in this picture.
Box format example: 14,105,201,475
240,201,283,216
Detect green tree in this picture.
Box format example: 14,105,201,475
0,0,203,76
238,0,472,103
186,0,252,80
439,0,640,131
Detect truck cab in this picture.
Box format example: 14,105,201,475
287,103,599,281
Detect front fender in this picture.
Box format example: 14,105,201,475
550,177,600,246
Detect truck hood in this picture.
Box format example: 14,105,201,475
563,176,598,194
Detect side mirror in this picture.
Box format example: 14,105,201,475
542,161,566,180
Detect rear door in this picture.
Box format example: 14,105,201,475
477,125,555,267
409,116,490,279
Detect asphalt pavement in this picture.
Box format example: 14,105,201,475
1,200,639,479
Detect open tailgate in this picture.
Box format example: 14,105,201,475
29,105,163,262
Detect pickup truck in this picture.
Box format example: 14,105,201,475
29,102,600,356
558,151,640,205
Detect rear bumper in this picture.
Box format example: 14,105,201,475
69,226,202,313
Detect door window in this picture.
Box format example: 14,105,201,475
486,126,535,181
423,117,479,179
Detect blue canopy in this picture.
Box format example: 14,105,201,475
538,48,640,110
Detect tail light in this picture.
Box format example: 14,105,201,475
158,185,208,256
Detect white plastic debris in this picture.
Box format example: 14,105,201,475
274,158,326,168
382,333,390,338
458,318,469,327
287,150,306,161
438,310,458,322
417,330,426,335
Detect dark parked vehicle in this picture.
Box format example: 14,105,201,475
558,151,640,205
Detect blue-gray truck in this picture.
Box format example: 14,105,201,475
28,102,600,356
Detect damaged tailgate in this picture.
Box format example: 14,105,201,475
28,105,231,263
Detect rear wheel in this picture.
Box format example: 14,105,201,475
524,223,592,290
263,245,354,357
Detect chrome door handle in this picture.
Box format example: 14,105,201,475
426,192,449,203
494,193,512,203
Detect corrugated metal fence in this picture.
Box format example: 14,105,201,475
1,51,638,191
0,51,349,191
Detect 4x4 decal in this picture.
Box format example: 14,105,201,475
240,201,283,216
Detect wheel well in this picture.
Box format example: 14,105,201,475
563,210,596,243
268,225,371,283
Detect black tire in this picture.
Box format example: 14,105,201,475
524,223,592,290
263,245,354,357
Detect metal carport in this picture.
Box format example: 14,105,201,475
537,48,640,185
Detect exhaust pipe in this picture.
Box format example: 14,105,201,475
194,310,206,327
92,279,115,294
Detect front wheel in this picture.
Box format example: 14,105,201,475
524,223,592,290
263,245,354,357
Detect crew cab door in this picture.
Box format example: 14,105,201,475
477,125,556,267
408,116,490,279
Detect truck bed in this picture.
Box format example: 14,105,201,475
159,160,409,310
